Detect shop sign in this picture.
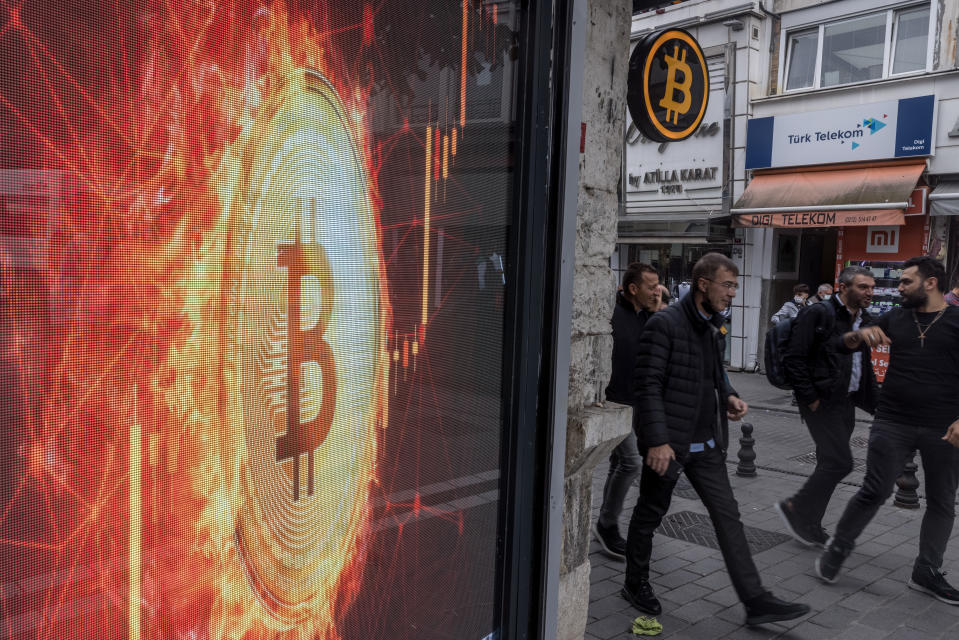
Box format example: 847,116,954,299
627,29,709,143
624,59,724,202
865,226,900,253
733,209,906,228
905,186,928,216
745,95,935,170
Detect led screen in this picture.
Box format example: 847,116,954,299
0,1,519,638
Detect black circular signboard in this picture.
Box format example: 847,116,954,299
627,29,709,143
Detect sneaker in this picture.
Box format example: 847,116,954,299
743,591,811,626
592,521,626,561
815,538,851,584
621,579,662,616
774,500,828,548
908,567,959,605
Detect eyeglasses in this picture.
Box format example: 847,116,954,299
704,278,739,291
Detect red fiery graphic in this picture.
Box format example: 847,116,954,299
0,1,516,638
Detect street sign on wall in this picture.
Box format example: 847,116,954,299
745,95,935,170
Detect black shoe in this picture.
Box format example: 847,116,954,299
908,567,959,605
774,500,828,548
621,579,662,616
592,521,626,561
743,591,810,626
815,538,851,584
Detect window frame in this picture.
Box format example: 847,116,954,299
778,1,933,94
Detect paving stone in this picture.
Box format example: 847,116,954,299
684,556,726,576
590,563,620,584
649,555,690,574
655,568,700,590
703,584,740,607
808,605,862,629
669,597,724,624
656,613,692,639
589,578,623,601
847,562,893,583
662,582,711,605
693,569,732,591
784,620,843,639
586,593,629,620
776,571,824,595
883,626,937,640
584,611,633,639
858,604,921,632
673,615,739,639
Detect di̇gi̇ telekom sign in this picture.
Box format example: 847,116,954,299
745,95,935,170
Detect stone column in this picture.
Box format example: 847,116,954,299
558,2,632,639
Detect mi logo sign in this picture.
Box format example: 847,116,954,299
866,226,900,253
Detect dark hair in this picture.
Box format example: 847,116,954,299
622,262,658,290
792,283,810,296
903,256,947,293
838,265,873,287
691,252,738,287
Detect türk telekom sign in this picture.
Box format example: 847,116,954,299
745,95,935,170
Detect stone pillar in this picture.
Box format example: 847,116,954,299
559,2,632,639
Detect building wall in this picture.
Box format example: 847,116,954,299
561,1,633,639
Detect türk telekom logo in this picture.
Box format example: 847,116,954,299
785,114,888,150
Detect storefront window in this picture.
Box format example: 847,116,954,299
0,2,537,639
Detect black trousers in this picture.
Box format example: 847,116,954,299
791,396,856,526
834,419,959,571
624,445,765,602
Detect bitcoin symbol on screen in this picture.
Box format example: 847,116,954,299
659,44,692,125
276,237,336,501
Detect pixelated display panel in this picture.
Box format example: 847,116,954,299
0,1,519,638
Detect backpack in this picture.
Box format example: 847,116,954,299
764,302,836,390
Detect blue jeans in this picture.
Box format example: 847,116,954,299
833,419,959,571
598,428,642,528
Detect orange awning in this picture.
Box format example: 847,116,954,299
732,162,924,228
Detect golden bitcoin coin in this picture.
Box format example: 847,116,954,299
228,68,386,626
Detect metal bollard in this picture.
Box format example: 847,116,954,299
736,422,757,477
894,453,920,509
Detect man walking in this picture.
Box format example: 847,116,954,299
770,283,810,324
595,262,661,560
809,282,834,305
775,266,879,547
622,252,810,626
816,256,959,605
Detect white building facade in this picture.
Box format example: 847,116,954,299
622,0,959,371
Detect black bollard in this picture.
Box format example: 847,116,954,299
894,453,920,509
736,422,757,477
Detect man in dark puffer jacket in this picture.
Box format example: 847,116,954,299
621,252,810,627
595,262,661,560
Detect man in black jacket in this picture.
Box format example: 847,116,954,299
596,263,662,559
776,266,879,547
621,252,810,626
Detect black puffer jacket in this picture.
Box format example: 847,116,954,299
782,295,879,412
632,291,737,453
605,291,651,404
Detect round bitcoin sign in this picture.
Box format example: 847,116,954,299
627,29,709,143
229,68,386,626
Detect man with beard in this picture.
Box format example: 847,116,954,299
622,252,810,626
775,266,879,547
817,256,959,606
595,262,662,560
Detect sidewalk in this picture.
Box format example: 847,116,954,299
585,371,959,639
